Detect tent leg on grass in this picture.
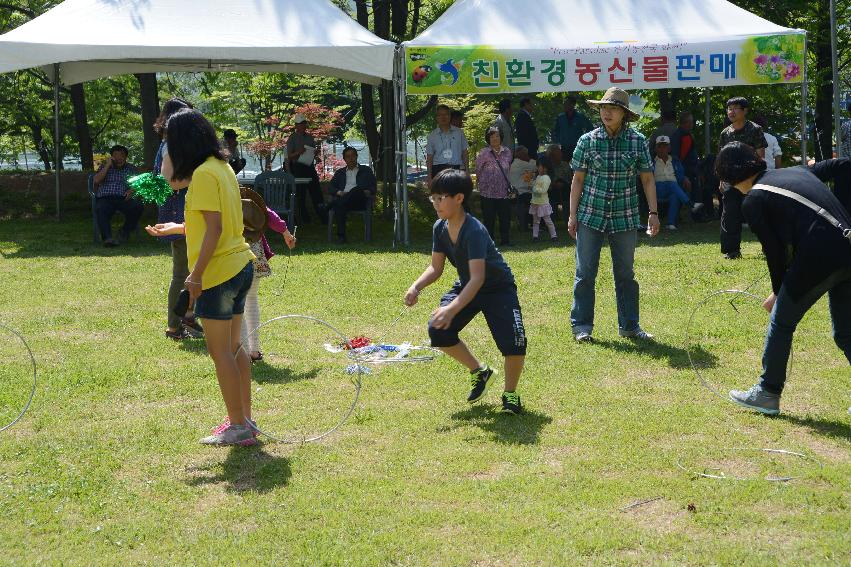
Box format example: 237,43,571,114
53,63,61,219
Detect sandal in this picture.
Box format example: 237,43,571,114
165,328,189,341
181,316,204,338
250,351,264,362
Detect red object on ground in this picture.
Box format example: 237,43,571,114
344,336,372,350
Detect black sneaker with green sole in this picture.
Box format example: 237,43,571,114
467,365,493,403
501,392,522,414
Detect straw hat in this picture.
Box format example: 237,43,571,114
587,88,639,120
240,187,268,243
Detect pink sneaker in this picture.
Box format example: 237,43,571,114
211,416,258,437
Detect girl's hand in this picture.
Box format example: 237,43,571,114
185,273,203,301
404,285,420,307
283,230,297,250
145,222,184,237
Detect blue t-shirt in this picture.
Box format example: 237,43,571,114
432,214,515,292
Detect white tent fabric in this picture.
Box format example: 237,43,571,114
404,0,805,92
0,0,395,85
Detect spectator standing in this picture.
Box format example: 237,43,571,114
568,88,659,343
552,94,593,166
426,104,469,186
648,110,678,156
475,127,514,246
152,97,203,341
718,96,767,259
92,144,142,247
754,116,783,170
286,112,326,224
493,99,515,152
222,129,247,175
547,144,572,220
670,112,708,216
515,97,539,157
450,110,465,129
509,145,536,231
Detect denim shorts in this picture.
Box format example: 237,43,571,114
193,262,254,320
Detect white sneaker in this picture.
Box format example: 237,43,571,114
199,424,257,446
691,202,705,213
666,224,678,230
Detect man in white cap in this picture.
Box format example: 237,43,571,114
286,113,325,224
568,87,659,343
653,135,699,230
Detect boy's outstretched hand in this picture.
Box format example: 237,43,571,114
404,285,420,307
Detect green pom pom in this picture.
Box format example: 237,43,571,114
128,173,173,206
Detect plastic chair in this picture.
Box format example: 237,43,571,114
253,170,295,229
327,194,374,242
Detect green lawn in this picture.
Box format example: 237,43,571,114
0,201,848,566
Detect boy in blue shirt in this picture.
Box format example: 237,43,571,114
404,169,527,414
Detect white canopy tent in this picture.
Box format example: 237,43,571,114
0,0,396,219
398,0,810,243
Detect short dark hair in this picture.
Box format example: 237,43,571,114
715,141,767,185
430,168,472,201
109,144,128,156
485,126,502,145
342,146,358,158
154,97,193,136
223,128,237,140
519,97,531,107
451,110,463,119
678,111,693,124
537,154,553,177
164,109,229,181
726,96,749,110
564,95,578,105
498,98,512,113
435,104,451,115
661,110,676,121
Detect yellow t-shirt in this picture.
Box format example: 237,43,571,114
184,156,253,290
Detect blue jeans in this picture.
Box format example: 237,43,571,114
571,223,640,335
760,270,851,394
655,181,690,226
193,262,254,321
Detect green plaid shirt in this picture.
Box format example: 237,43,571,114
570,126,652,233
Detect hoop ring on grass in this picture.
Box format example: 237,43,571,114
685,289,792,402
237,315,364,444
675,447,821,482
0,322,37,433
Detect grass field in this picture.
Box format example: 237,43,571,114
0,200,848,566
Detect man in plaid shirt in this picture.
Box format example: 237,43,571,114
568,88,660,343
92,144,142,247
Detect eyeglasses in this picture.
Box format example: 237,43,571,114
429,194,450,204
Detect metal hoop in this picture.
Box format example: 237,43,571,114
0,322,37,433
237,314,363,444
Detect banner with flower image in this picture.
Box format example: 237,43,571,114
406,33,805,95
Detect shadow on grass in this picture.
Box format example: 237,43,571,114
777,414,851,444
184,445,291,494
251,360,321,384
442,404,552,445
177,338,208,356
593,338,718,370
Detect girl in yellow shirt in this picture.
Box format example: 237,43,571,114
146,109,257,446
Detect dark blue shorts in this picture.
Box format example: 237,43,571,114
193,262,254,321
428,283,527,356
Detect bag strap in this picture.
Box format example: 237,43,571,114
753,182,851,241
490,149,514,192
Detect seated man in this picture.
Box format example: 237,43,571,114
547,144,572,220
92,144,142,247
509,145,536,231
328,147,377,243
653,136,700,230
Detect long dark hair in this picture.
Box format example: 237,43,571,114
153,97,193,137
165,109,229,181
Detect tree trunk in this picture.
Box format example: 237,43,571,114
135,73,160,169
812,0,834,160
70,83,94,171
32,125,51,170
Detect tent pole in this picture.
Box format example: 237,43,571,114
830,0,842,157
801,34,809,164
53,63,61,219
704,88,711,157
399,49,410,246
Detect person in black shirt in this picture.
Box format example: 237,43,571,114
715,142,851,415
809,157,851,215
404,169,527,414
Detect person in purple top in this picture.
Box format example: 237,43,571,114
475,126,514,246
